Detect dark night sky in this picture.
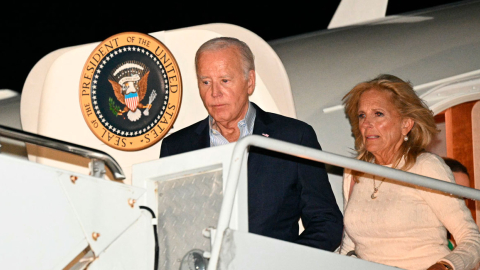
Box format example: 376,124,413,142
2,1,463,93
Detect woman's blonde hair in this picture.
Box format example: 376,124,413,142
342,74,438,171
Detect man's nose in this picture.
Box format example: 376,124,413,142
211,81,222,97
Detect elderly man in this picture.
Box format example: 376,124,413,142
160,37,343,250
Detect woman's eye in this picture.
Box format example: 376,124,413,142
375,112,384,117
358,113,365,119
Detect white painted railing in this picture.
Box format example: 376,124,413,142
207,134,480,270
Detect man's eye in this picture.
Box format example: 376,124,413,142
202,81,210,85
222,79,229,83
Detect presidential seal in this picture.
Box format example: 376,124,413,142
79,32,182,151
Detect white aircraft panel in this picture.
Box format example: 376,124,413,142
88,212,155,270
219,229,397,270
329,0,388,29
133,143,250,269
59,169,146,255
0,154,87,269
132,143,247,229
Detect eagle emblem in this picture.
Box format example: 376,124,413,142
108,61,155,122
79,32,182,151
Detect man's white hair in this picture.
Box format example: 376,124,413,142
195,37,255,79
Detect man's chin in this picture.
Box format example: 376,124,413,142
208,108,228,119
211,115,230,123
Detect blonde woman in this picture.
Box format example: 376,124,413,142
340,74,480,270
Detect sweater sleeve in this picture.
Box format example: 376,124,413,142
415,155,480,270
339,171,357,256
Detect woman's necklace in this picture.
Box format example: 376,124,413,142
371,175,385,199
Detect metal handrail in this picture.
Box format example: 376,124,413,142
0,125,125,180
207,135,480,270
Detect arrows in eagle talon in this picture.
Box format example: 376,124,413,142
143,90,157,116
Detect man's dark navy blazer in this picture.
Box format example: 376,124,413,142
160,102,343,251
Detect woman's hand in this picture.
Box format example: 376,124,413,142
427,262,453,270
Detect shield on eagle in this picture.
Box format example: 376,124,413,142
125,92,139,112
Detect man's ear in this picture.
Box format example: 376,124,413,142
247,70,256,96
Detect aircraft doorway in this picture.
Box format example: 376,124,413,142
427,100,480,225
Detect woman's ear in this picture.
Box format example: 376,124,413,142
402,118,414,135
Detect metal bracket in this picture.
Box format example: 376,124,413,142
89,159,106,179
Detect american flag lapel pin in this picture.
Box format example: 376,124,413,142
262,133,269,137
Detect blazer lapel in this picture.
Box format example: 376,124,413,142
249,103,274,177
251,102,274,140
193,117,210,150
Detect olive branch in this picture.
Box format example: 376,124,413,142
109,97,121,116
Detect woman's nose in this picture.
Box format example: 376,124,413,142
361,116,373,127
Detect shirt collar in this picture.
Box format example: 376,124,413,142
209,102,256,146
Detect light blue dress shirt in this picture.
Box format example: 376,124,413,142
209,102,256,146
